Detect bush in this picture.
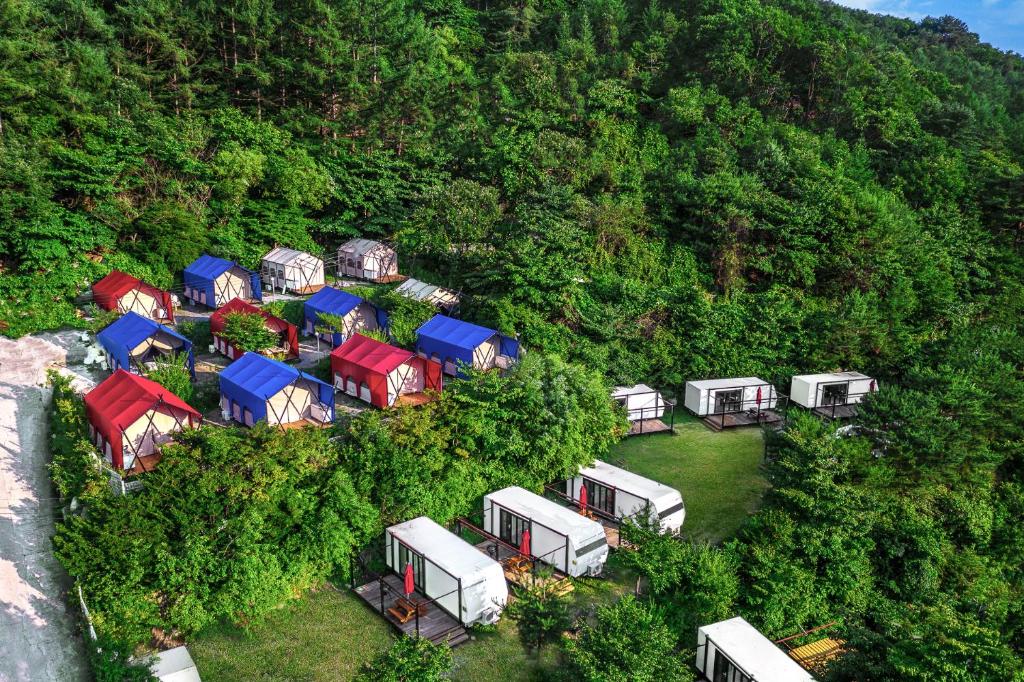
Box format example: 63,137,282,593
176,319,212,350
145,355,193,403
354,636,452,682
220,311,279,353
87,632,156,682
47,370,105,500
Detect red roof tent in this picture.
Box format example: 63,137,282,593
209,297,299,359
330,334,442,409
93,270,174,322
84,369,201,470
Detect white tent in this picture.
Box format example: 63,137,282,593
483,486,608,577
566,460,685,534
611,384,666,421
261,247,325,294
697,617,814,682
386,517,508,626
394,278,460,312
684,377,778,416
337,238,399,281
790,371,875,409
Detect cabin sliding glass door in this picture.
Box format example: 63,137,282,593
499,509,529,547
397,543,425,592
713,389,743,413
820,382,849,406
713,653,752,682
583,479,616,516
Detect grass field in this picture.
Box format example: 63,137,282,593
609,415,768,543
189,587,394,681
189,419,767,680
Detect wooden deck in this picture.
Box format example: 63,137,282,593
812,404,860,420
473,540,574,596
353,574,469,646
702,409,784,431
627,418,673,436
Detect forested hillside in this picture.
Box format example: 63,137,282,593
5,0,1024,678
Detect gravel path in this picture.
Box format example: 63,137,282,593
0,332,99,682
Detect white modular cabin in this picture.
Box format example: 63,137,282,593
261,247,325,294
697,617,814,682
566,460,685,534
337,238,399,281
790,371,875,409
385,517,508,626
684,377,778,417
483,486,609,577
612,384,667,421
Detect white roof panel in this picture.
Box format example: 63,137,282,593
487,486,605,543
687,377,770,391
388,517,501,580
611,384,657,398
150,646,202,682
793,371,871,383
262,247,321,268
579,460,682,511
339,238,392,257
701,617,814,682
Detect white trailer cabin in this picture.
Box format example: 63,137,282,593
697,617,814,682
261,247,324,294
385,517,508,626
612,384,664,420
566,460,685,534
483,486,608,577
684,377,778,416
337,238,399,281
790,371,876,419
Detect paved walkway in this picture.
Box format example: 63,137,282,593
0,332,96,682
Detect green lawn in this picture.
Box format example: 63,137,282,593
609,415,768,543
189,587,394,681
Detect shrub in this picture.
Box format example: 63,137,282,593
354,636,452,682
47,370,105,500
145,355,193,403
220,311,278,353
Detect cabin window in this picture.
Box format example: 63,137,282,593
583,478,616,516
821,382,849,406
575,537,607,559
712,652,752,682
397,543,426,592
713,389,743,414
499,509,529,548
659,501,685,519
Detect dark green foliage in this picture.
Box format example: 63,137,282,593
219,312,278,353
47,370,105,500
144,355,193,403
561,595,692,682
87,633,156,682
354,636,453,682
505,572,572,653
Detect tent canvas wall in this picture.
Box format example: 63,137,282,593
330,334,442,408
209,298,299,359
261,247,325,294
182,254,262,308
415,314,520,376
611,385,667,421
394,278,460,313
96,312,195,377
385,517,508,626
566,460,685,534
337,239,399,281
684,377,778,416
790,372,875,409
483,486,608,577
84,370,201,472
93,271,174,322
302,287,388,347
697,617,814,682
218,352,334,427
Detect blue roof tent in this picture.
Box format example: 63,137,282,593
96,312,195,377
218,352,335,426
302,286,389,347
415,314,520,376
182,254,262,308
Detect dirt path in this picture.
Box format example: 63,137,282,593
0,332,100,682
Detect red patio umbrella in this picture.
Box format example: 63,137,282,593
579,483,588,511
403,562,414,597
755,386,763,408
519,529,531,558
870,379,877,393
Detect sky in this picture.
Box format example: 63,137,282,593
832,1,1024,54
